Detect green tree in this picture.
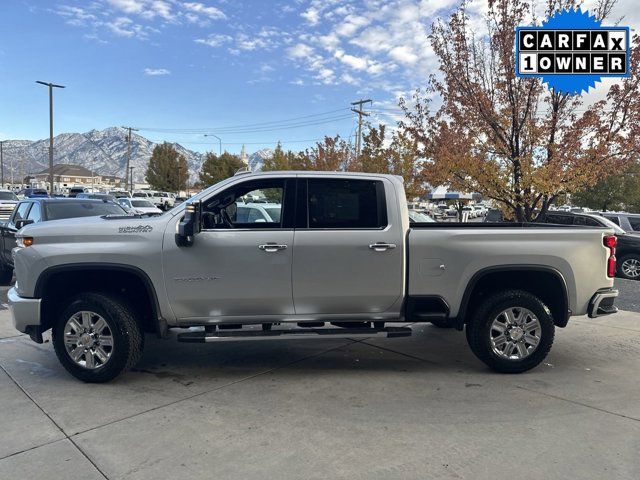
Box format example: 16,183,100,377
145,142,188,191
572,162,640,212
199,151,245,186
356,124,390,173
262,142,295,171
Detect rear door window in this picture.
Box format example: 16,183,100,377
306,178,387,229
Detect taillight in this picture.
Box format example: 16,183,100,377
604,235,617,277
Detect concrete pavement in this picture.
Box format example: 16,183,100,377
0,309,639,479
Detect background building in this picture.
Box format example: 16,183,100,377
31,164,124,192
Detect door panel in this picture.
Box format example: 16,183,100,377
292,178,404,315
163,177,295,321
163,229,294,319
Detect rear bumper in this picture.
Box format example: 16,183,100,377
8,287,42,340
588,288,618,318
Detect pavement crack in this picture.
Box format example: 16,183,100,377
0,364,110,479
516,385,640,423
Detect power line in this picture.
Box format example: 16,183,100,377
134,108,351,134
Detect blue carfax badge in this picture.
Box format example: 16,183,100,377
515,8,630,95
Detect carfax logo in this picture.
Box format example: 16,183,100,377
516,8,630,94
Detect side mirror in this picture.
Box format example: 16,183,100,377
15,219,34,229
176,200,202,247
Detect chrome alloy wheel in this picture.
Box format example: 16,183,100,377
621,258,640,278
63,311,114,369
489,307,541,360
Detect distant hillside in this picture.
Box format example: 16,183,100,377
1,127,275,183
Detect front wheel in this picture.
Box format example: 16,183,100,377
618,254,640,280
52,293,144,383
465,290,555,373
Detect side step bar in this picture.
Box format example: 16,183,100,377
177,326,412,343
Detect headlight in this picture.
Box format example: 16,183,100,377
16,236,33,247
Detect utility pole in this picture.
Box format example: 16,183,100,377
36,81,65,195
351,99,372,161
0,141,4,188
122,126,138,192
129,166,134,194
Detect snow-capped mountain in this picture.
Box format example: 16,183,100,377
248,148,274,172
0,127,204,184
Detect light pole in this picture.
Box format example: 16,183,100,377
36,81,65,195
129,166,134,194
0,140,4,188
203,134,222,155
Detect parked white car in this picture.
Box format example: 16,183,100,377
117,198,163,215
159,192,175,210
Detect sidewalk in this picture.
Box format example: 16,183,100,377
1,309,639,480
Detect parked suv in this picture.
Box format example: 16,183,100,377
0,198,126,284
539,211,640,280
598,212,640,234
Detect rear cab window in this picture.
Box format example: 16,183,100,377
304,178,387,229
627,217,640,231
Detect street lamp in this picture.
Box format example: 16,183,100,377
203,134,222,155
129,166,134,194
36,81,65,195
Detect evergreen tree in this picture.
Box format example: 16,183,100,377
145,142,187,191
199,151,245,186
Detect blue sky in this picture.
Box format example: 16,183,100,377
0,0,459,153
1,0,637,154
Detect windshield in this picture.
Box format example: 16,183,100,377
132,200,154,208
0,191,18,201
408,210,436,223
45,202,126,220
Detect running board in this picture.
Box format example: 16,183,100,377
177,326,412,343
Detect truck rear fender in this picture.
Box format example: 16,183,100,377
457,266,570,329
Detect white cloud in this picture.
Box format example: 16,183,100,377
389,45,418,65
194,33,232,47
182,2,226,21
301,7,320,25
287,43,314,59
144,67,171,75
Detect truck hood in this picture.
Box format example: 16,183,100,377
18,214,169,239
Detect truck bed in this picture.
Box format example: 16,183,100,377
406,224,614,318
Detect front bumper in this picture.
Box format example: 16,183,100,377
7,287,42,341
588,288,618,318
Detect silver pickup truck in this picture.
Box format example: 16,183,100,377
8,171,619,382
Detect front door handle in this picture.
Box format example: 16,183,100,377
258,243,288,252
368,242,397,252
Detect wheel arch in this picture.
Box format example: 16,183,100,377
35,263,166,337
457,265,570,329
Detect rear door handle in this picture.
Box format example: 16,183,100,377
258,243,288,252
368,242,397,252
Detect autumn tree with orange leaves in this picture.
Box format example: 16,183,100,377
401,0,640,221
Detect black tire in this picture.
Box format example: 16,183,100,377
0,266,13,286
465,290,554,373
617,254,640,280
52,293,144,383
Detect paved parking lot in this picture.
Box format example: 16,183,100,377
1,281,639,480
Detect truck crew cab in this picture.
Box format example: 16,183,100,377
8,171,618,382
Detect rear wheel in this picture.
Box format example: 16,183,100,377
618,254,640,280
465,290,554,373
52,293,144,383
